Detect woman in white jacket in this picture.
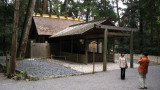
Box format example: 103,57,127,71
119,53,128,80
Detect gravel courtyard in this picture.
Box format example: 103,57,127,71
0,57,82,78
0,56,142,78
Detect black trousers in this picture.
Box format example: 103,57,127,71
121,68,126,80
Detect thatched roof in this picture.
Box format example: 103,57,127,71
33,16,83,35
50,19,109,38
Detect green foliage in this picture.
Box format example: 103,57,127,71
49,0,62,15
95,0,116,20
0,1,14,51
115,37,130,54
59,0,116,21
143,47,159,56
23,71,28,79
2,0,159,56
117,0,160,55
0,0,29,52
157,19,160,25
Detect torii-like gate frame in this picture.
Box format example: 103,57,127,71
95,24,138,71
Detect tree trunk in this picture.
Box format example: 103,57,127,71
43,0,48,14
65,0,69,16
18,0,36,59
49,0,52,14
150,21,153,46
139,0,144,53
10,0,19,76
85,0,90,22
116,0,120,26
157,24,160,56
35,0,41,14
139,13,143,53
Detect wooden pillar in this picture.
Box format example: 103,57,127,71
85,38,88,64
30,40,33,58
113,38,115,63
42,36,45,43
130,31,133,68
97,39,99,53
103,28,108,71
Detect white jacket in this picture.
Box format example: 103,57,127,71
119,56,128,68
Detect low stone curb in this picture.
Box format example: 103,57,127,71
27,72,96,81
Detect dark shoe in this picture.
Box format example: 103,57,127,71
138,86,144,89
144,87,147,89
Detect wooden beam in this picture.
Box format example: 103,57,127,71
130,31,133,68
95,24,138,32
85,38,88,64
109,32,130,37
86,33,130,39
103,28,108,71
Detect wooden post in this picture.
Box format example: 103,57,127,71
6,53,10,75
93,51,95,73
91,42,97,73
113,38,115,63
130,31,133,68
85,38,88,64
51,54,53,64
30,40,33,58
103,29,108,71
97,40,99,53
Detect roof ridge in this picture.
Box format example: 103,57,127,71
69,18,108,27
33,13,84,21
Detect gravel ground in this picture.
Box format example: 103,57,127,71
0,57,81,77
17,59,82,77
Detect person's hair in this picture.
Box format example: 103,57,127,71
143,52,148,56
121,52,124,56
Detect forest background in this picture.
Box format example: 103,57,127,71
0,0,160,56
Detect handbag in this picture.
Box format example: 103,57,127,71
125,64,128,68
